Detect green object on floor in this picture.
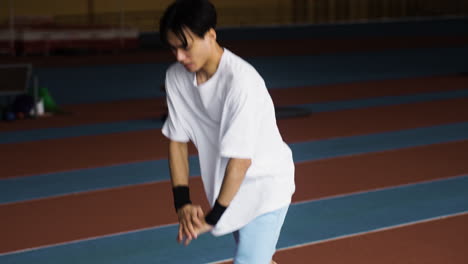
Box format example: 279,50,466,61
38,87,59,112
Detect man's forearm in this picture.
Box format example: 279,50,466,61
217,158,252,206
168,140,190,187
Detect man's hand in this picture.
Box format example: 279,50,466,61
176,204,214,246
181,220,213,246
177,204,204,243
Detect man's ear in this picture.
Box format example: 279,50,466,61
206,28,217,42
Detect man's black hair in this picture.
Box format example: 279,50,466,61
159,0,217,48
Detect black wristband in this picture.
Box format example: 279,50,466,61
205,200,227,226
172,186,191,212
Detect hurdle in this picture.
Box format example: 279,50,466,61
0,63,40,118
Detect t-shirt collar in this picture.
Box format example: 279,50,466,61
193,48,228,87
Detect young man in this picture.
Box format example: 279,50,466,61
160,1,295,263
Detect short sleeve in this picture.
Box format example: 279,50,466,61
161,76,190,143
219,78,258,159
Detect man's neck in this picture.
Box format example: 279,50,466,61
196,45,224,85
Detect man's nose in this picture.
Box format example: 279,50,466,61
175,49,186,62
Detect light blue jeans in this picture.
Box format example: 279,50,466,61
233,206,289,264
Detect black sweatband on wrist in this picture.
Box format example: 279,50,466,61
205,200,227,226
172,186,191,212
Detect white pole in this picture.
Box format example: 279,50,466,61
8,0,15,55
33,75,39,117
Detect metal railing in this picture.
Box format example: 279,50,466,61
54,10,164,32
52,0,468,31
2,0,468,33
294,0,468,24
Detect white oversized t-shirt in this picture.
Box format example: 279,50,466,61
162,49,295,236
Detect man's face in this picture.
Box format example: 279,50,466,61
167,28,214,72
